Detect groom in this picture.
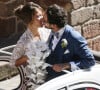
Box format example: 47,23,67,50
44,4,95,81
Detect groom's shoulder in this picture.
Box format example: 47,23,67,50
65,24,75,32
64,25,82,40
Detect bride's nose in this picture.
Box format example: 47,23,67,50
37,15,43,20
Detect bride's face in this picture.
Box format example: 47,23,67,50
31,8,44,27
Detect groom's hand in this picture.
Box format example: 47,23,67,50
52,63,71,72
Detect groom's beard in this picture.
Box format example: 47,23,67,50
45,26,53,30
45,26,53,29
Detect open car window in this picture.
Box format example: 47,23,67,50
0,45,24,90
0,58,22,90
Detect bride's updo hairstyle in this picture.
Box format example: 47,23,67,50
14,2,42,25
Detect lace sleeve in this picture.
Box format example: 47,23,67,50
10,42,25,67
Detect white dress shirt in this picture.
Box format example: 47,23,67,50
52,27,64,51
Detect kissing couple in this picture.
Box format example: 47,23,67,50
10,2,95,90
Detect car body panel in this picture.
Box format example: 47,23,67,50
36,64,100,90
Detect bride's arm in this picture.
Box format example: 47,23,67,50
15,55,28,67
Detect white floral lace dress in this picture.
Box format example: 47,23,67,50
10,27,51,90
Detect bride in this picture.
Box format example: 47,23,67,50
10,2,50,90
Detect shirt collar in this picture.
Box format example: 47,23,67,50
52,27,65,39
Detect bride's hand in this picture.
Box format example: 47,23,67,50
15,55,28,67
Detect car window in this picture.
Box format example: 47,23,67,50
0,45,23,90
0,60,21,90
58,86,67,90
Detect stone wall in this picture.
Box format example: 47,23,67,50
0,0,26,47
71,0,100,51
0,0,25,38
0,0,100,51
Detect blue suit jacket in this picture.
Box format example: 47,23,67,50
46,25,95,80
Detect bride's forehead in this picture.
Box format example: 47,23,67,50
33,9,43,16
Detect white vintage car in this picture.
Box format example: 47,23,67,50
36,64,100,90
0,45,100,90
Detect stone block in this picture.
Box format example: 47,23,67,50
74,25,82,34
0,2,8,17
92,37,100,51
93,4,100,19
87,39,93,49
97,0,100,3
86,0,95,6
0,16,16,38
6,0,25,16
27,0,73,11
0,0,9,2
0,0,25,17
82,19,100,39
71,7,93,25
71,0,86,9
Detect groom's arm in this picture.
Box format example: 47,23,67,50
68,30,95,71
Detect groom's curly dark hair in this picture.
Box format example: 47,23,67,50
46,4,68,28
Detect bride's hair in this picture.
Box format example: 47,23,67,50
14,2,42,24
